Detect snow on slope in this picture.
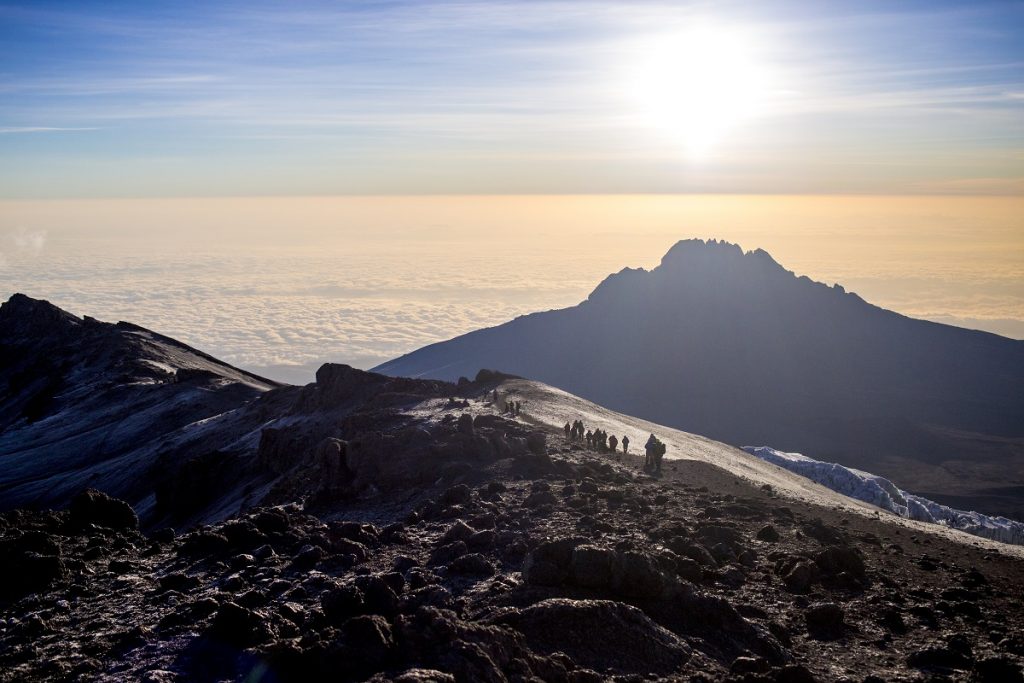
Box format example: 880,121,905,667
743,446,1024,546
498,378,1024,557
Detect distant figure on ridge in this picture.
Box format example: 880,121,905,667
622,435,630,455
564,422,572,439
608,434,618,454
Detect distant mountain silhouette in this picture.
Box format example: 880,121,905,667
375,239,1024,518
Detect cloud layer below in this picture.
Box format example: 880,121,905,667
1,195,1020,384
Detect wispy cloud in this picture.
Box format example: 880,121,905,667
0,126,99,134
0,1,1022,195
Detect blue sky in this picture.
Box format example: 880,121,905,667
1,0,1022,197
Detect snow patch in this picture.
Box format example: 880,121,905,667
743,446,1024,546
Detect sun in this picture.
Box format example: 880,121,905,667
629,27,771,157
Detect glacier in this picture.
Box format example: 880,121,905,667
743,446,1024,546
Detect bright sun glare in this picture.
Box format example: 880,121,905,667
630,27,771,157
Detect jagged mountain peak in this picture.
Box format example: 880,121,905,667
654,239,792,286
0,293,82,337
588,239,810,306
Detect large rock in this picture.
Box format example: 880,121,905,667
208,601,273,647
69,489,138,531
522,537,584,586
611,551,667,599
3,549,67,601
489,598,691,675
314,437,349,493
341,614,394,673
570,545,615,588
805,602,845,640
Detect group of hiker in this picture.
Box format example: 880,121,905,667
563,420,668,474
564,419,667,474
491,389,523,417
487,389,665,473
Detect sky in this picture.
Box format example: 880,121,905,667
1,0,1023,197
1,1,1022,382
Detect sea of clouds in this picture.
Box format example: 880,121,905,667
3,199,1021,385
0,236,631,384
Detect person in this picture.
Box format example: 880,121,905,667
622,435,630,454
654,439,666,474
564,422,572,439
585,430,593,448
644,434,666,474
515,400,522,416
608,434,618,453
645,434,658,470
492,389,498,404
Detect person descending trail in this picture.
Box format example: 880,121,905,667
585,430,593,448
564,422,572,439
622,435,630,455
608,434,618,456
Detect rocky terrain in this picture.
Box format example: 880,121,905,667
3,294,1024,682
3,393,1024,682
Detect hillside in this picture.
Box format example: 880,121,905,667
2,296,1024,681
374,239,1024,519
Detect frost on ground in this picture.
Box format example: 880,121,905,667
744,446,1024,546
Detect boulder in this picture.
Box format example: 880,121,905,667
208,602,273,647
805,602,845,640
522,537,584,586
69,489,138,531
456,414,474,436
322,584,365,625
782,560,818,594
526,431,547,455
4,550,67,600
489,599,690,675
447,553,495,577
570,545,615,588
341,614,394,672
613,551,669,598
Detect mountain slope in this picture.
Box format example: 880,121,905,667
0,293,284,513
0,294,461,526
5,370,1024,683
374,239,1024,518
